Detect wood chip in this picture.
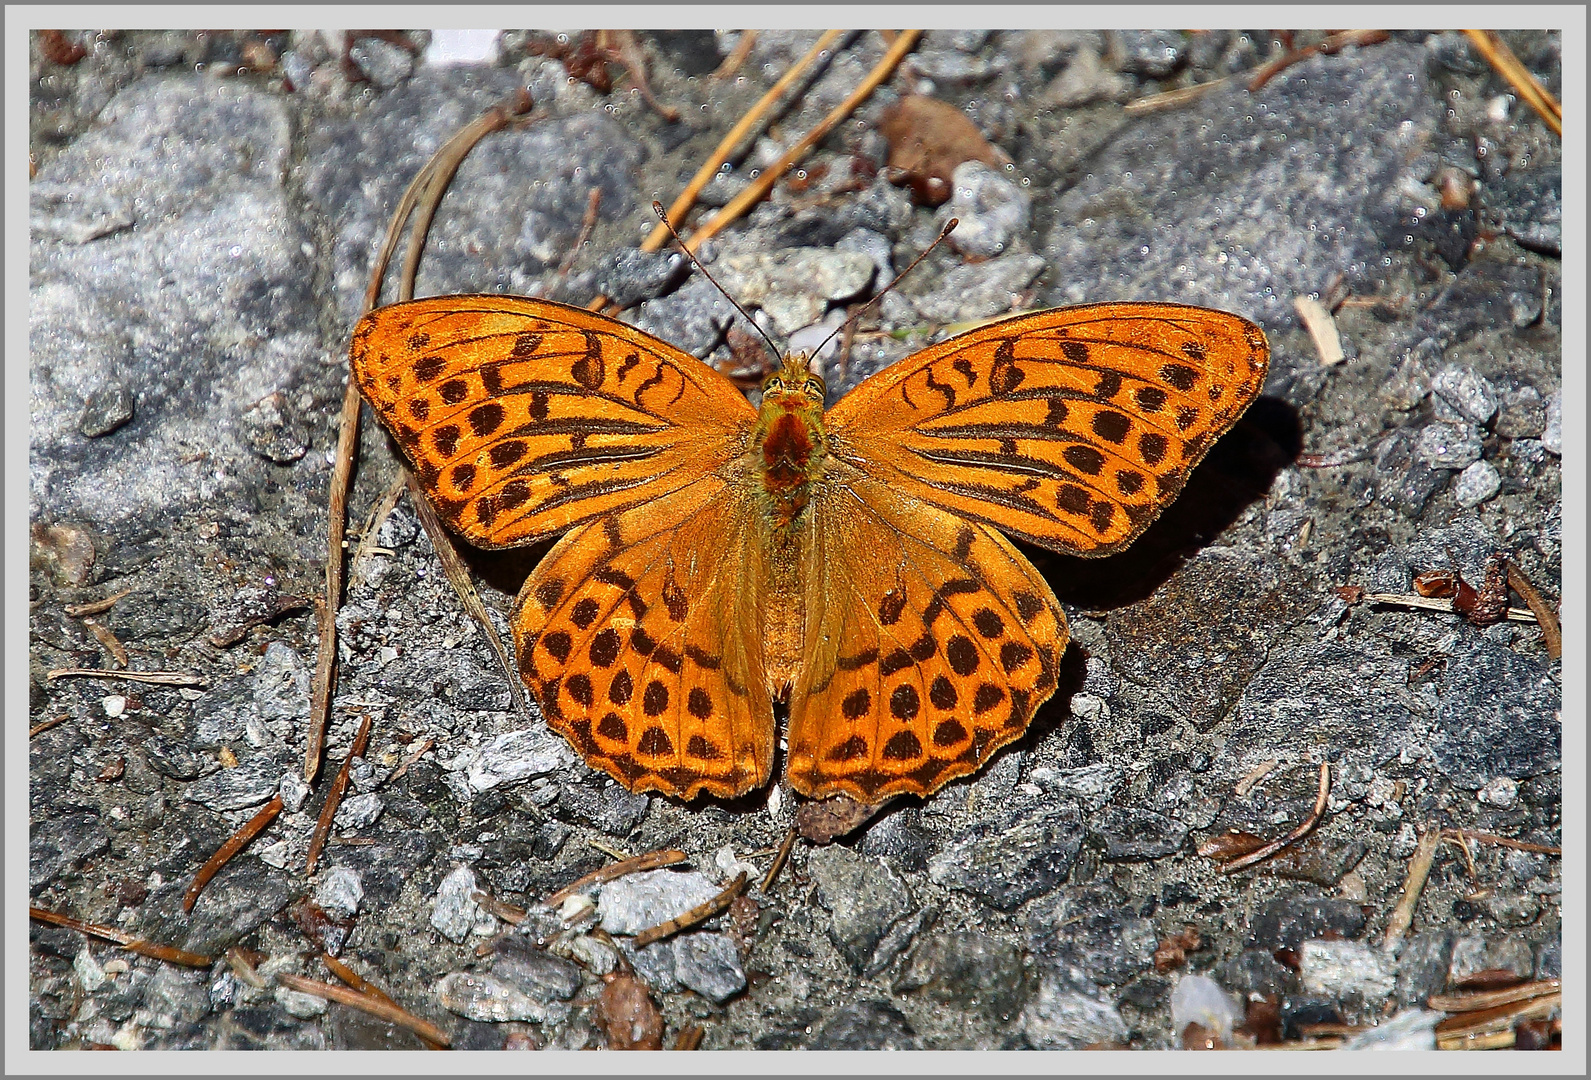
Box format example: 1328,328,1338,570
1294,296,1345,365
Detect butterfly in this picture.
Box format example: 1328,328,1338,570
349,294,1268,804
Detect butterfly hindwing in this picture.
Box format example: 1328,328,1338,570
824,302,1269,556
349,295,758,549
513,479,776,800
785,465,1068,803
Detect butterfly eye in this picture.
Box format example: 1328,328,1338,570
763,376,785,393
804,376,826,400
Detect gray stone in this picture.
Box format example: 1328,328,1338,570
556,781,649,836
1019,959,1129,1049
809,845,913,973
1026,884,1157,986
945,160,1030,258
431,865,483,943
1218,948,1298,1000
1449,934,1534,983
1452,460,1501,507
1088,805,1188,861
333,792,384,829
182,758,282,812
314,866,364,919
489,940,583,1002
1431,640,1559,788
1299,939,1396,1001
597,869,720,936
348,38,416,89
1431,364,1499,425
378,646,512,713
143,966,211,1027
593,248,685,309
1115,29,1186,76
238,392,310,464
1393,931,1453,1007
1027,763,1124,812
1246,897,1366,949
714,248,874,334
78,383,135,437
1415,421,1484,469
466,728,578,794
135,859,299,955
674,932,747,1003
896,930,1027,1020
30,811,111,888
435,971,545,1023
927,800,1083,912
809,1000,919,1050
910,253,1047,323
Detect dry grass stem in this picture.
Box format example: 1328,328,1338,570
64,588,133,617
685,30,921,253
1503,558,1561,659
1383,825,1443,949
82,617,130,667
45,668,205,687
1462,29,1561,136
760,823,801,893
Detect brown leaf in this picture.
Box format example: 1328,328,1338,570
599,973,663,1050
878,95,1004,206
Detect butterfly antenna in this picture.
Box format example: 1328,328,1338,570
810,216,960,362
650,201,784,363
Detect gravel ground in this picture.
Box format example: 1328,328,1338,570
28,28,1562,1053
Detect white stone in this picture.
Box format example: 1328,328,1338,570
1452,460,1501,508
1477,776,1519,809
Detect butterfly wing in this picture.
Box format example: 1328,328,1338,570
824,303,1269,556
786,463,1068,803
513,475,776,800
350,295,758,549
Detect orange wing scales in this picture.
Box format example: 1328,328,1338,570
514,479,775,801
349,295,755,549
785,469,1068,803
826,302,1269,557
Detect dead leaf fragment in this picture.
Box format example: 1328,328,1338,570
879,95,1005,206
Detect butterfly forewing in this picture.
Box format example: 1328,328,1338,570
349,295,757,549
786,465,1067,803
514,479,776,800
824,303,1269,557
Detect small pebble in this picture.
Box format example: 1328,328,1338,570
333,791,384,829
277,770,309,813
1169,974,1242,1040
1477,776,1518,809
1542,389,1561,454
435,971,546,1022
597,869,721,936
1452,460,1501,507
1340,1008,1440,1050
314,866,364,920
78,384,136,437
275,985,328,1018
1415,421,1483,469
101,695,127,718
945,160,1030,258
1299,938,1395,1001
1430,364,1498,425
431,865,483,943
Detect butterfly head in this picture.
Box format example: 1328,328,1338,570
760,353,826,407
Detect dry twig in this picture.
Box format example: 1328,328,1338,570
1218,763,1331,873
305,713,373,874
1462,29,1561,136
63,589,132,618
185,794,283,912
1503,558,1561,659
760,823,801,893
275,972,452,1047
30,906,212,968
633,872,748,948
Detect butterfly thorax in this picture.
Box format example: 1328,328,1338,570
751,355,828,531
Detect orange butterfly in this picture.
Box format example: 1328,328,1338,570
349,296,1268,804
